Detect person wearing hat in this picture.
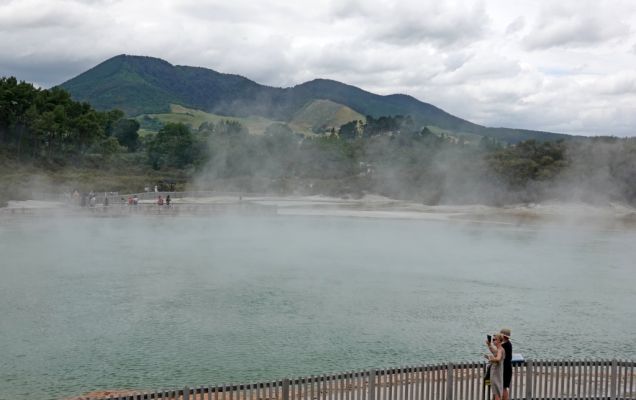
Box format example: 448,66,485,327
500,328,513,400
485,333,506,400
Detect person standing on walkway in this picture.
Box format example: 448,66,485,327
485,333,506,400
500,328,513,400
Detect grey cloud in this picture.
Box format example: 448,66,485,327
0,56,99,87
174,1,254,21
435,76,636,137
505,16,525,35
415,64,633,136
476,102,567,131
72,0,122,4
591,71,636,95
442,52,474,73
215,52,294,88
297,44,404,77
327,0,374,20
369,2,489,47
173,0,301,25
0,2,86,31
522,3,630,50
287,40,447,94
433,54,521,85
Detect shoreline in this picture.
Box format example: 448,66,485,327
2,195,636,228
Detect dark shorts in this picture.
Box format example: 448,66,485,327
504,365,512,388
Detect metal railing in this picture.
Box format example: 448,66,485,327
89,359,634,400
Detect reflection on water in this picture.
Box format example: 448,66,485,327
0,215,634,400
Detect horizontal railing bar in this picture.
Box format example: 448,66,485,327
92,358,635,400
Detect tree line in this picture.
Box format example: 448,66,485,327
148,114,636,205
2,76,635,205
0,77,141,163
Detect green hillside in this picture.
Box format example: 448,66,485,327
289,99,365,134
140,104,284,135
60,54,578,143
138,102,364,136
60,55,176,115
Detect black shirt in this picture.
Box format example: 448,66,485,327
502,341,512,367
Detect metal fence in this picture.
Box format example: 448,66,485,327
90,359,634,400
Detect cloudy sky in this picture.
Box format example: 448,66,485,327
1,0,635,136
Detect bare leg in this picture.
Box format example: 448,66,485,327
502,388,509,400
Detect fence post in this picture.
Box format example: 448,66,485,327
368,369,376,400
283,379,290,400
525,360,533,400
610,359,618,400
446,363,453,400
184,386,190,400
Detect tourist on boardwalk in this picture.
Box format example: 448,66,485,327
132,195,139,205
485,333,506,400
157,195,164,206
500,328,513,400
166,195,171,207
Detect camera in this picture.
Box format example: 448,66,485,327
487,334,492,343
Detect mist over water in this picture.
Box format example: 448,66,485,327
0,214,635,400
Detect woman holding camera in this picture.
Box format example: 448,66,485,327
485,333,506,400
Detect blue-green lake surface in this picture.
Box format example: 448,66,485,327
1,215,635,400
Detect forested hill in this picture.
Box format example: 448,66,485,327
60,55,573,144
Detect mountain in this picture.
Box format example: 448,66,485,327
60,54,575,143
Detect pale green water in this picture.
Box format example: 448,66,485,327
0,215,634,400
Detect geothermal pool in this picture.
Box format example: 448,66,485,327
0,214,635,400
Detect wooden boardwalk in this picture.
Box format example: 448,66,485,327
85,359,634,400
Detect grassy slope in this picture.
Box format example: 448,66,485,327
141,101,366,136
289,99,365,133
139,104,483,144
139,104,285,135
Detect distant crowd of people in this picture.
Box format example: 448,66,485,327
71,190,102,208
70,190,174,209
156,195,171,207
126,194,172,207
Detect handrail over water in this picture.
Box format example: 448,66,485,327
90,359,634,400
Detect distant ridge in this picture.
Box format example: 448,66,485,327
60,54,575,143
